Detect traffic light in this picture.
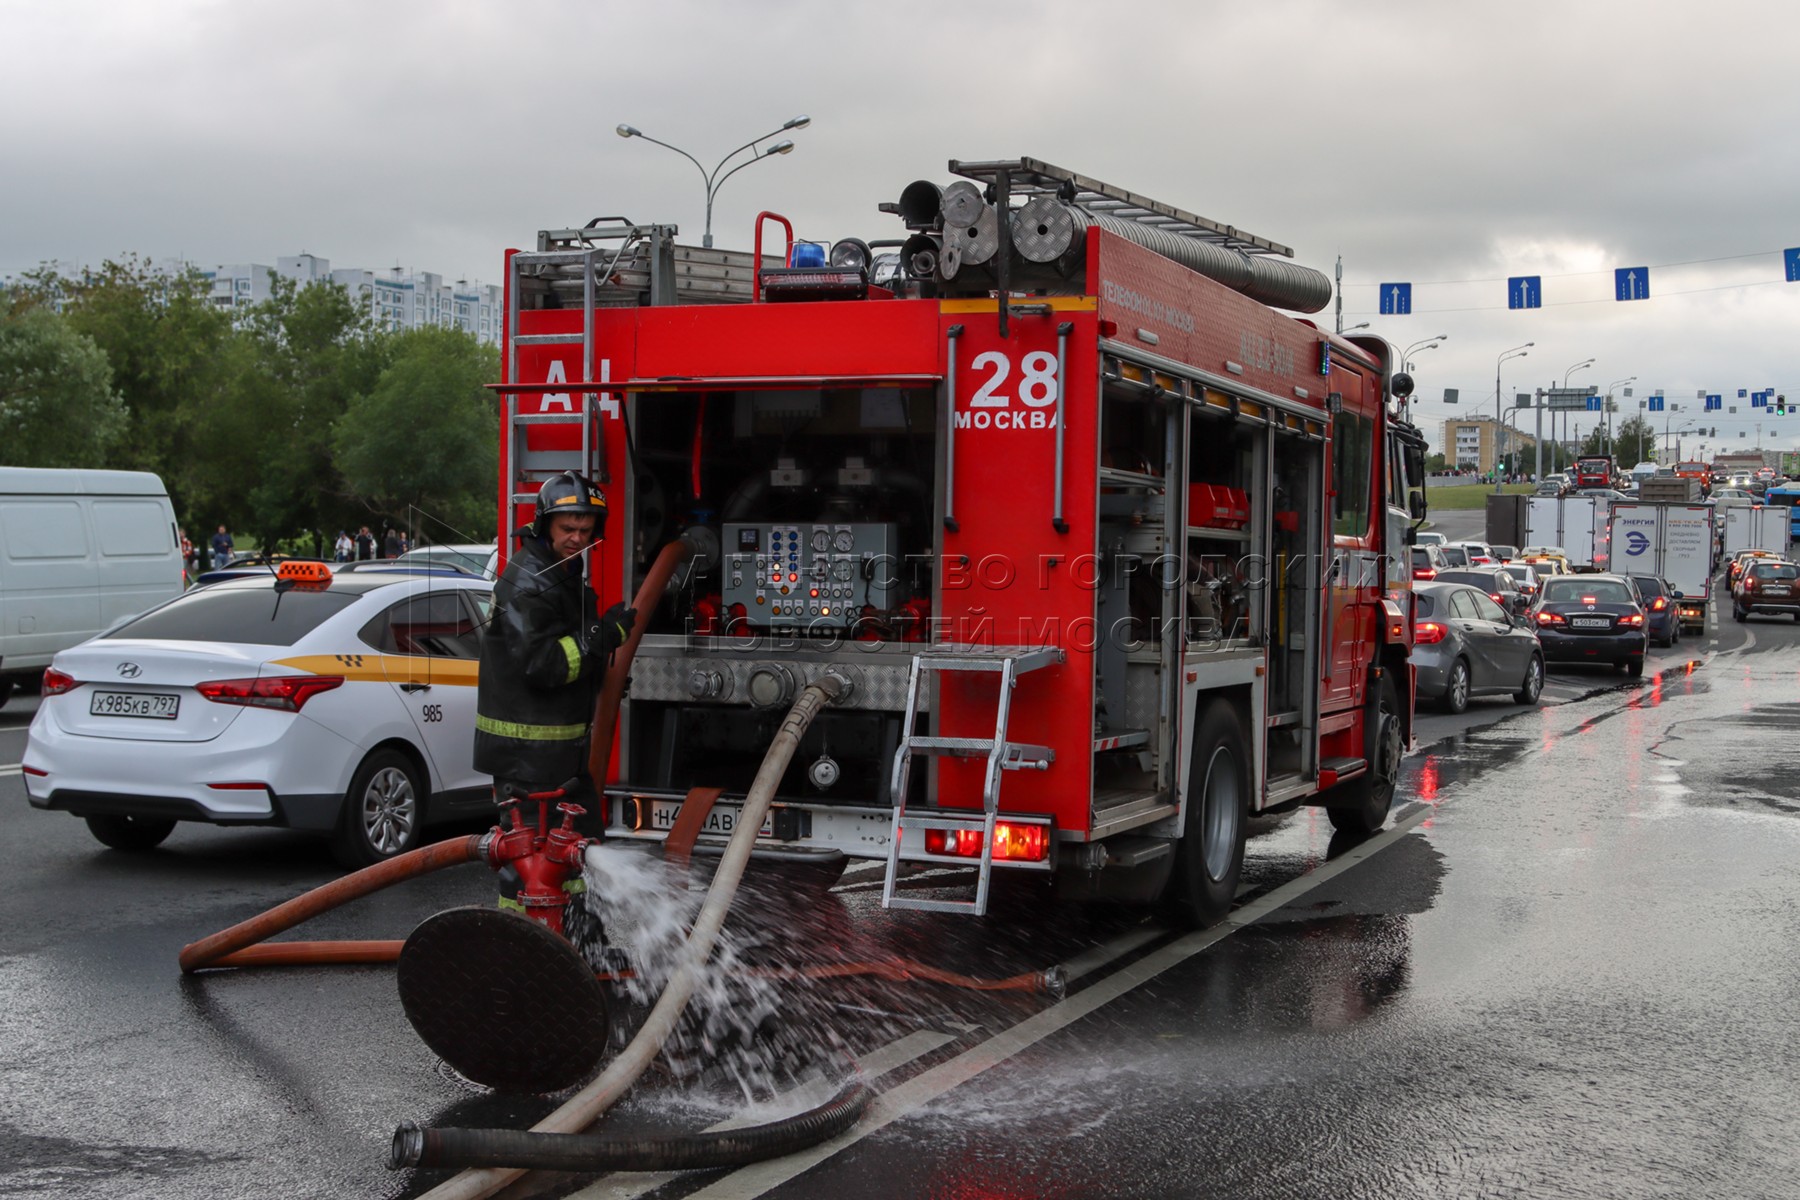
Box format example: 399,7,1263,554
1778,395,1788,416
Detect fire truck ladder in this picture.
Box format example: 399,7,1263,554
882,646,1062,917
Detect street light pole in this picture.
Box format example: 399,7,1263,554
1602,375,1636,461
617,115,810,248
1559,358,1595,472
1496,343,1533,491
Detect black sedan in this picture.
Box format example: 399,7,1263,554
1531,574,1648,676
1436,567,1530,617
1412,582,1545,714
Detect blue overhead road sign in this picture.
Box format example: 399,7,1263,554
1508,276,1542,309
1379,283,1412,315
1786,248,1800,282
1615,267,1650,301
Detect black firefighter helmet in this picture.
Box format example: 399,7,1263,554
532,471,607,540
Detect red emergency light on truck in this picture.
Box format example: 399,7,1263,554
495,156,1427,925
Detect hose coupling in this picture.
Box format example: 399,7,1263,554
390,1120,426,1169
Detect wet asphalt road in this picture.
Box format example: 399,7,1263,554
4,582,1799,1199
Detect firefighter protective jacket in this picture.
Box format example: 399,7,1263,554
474,535,602,782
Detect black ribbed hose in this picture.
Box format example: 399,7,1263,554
391,1077,870,1172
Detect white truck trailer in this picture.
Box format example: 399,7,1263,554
1526,495,1609,570
1608,502,1716,632
1720,504,1790,559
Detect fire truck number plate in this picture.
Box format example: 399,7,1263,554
89,691,180,719
648,800,773,838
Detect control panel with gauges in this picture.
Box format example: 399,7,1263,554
722,522,899,627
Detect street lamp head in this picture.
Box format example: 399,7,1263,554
782,115,811,130
766,139,796,156
616,124,640,138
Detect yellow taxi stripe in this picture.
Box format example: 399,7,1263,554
270,654,480,686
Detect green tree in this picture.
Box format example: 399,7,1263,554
57,257,233,489
186,274,382,553
1612,415,1654,469
333,326,499,544
0,304,129,467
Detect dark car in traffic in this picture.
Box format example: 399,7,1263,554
1436,567,1530,617
1627,575,1682,647
1731,560,1800,622
1412,582,1545,713
1531,574,1648,676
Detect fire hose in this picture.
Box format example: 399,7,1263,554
409,674,849,1200
175,530,1059,1186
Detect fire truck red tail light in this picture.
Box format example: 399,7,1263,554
42,668,80,696
923,822,1049,862
1414,621,1448,645
197,675,345,712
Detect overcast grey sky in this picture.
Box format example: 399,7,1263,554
5,0,1797,456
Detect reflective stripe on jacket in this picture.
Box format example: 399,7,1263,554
473,535,601,782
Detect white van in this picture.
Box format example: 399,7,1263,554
0,468,184,709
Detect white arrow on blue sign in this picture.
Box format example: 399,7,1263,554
1614,267,1650,301
1380,283,1412,315
1507,276,1542,309
1786,248,1800,282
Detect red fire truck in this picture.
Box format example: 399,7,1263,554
1573,455,1614,490
496,157,1426,925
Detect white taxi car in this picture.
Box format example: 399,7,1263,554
21,562,497,866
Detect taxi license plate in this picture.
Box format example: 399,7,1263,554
1570,617,1610,629
89,690,180,719
648,800,773,838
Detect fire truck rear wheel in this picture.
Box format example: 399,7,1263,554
1328,675,1400,836
1165,699,1248,929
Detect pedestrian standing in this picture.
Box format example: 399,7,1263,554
334,530,352,562
355,526,374,561
210,525,234,570
384,526,403,559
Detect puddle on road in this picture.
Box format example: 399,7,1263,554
1650,705,1800,819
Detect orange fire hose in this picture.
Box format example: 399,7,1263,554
178,834,485,972
587,536,701,782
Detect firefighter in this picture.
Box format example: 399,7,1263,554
474,470,635,835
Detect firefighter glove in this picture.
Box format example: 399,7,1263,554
589,603,636,663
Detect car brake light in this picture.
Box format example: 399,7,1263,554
1537,611,1566,626
1413,567,1437,581
196,674,345,712
1650,596,1667,611
1415,620,1448,645
42,667,80,696
923,821,1049,862
1490,592,1505,604
1621,613,1644,626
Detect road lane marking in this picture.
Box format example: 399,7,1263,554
567,1028,964,1200
0,764,21,777
680,804,1437,1200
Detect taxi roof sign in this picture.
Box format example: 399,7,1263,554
276,560,333,585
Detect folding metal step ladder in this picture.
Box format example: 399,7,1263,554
881,645,1063,916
